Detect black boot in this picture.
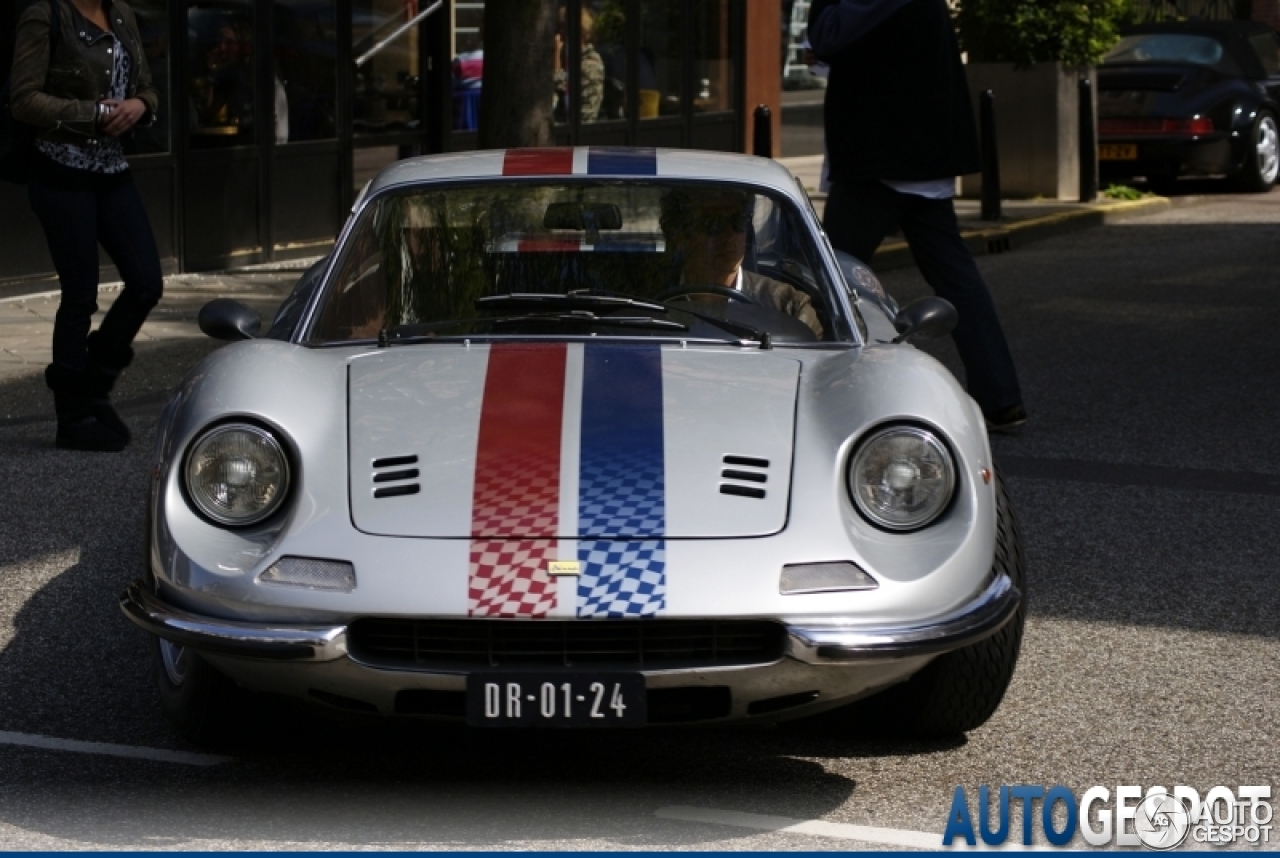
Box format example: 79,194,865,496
85,332,134,444
45,364,128,452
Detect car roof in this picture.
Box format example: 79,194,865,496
364,147,809,203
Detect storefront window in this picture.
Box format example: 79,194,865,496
123,0,169,155
691,0,733,113
187,1,256,149
639,0,682,119
273,0,337,142
588,1,626,122
353,0,420,134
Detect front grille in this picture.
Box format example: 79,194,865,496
348,618,787,670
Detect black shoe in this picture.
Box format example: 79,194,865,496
52,391,128,452
46,364,129,452
85,332,134,444
985,403,1028,434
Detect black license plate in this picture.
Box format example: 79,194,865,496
466,673,646,727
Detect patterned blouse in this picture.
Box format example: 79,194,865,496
36,20,131,174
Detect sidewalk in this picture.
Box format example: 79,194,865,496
778,154,1184,273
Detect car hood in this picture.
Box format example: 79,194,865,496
348,342,800,539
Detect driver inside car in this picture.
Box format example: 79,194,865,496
659,187,824,338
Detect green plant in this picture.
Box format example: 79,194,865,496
1101,183,1147,199
956,0,1132,67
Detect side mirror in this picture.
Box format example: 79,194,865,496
198,299,261,342
892,296,957,344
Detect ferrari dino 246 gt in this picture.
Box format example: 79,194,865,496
121,147,1025,743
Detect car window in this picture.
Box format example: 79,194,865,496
307,180,846,344
1249,32,1280,76
1104,34,1241,74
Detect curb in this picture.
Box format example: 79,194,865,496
866,195,1193,274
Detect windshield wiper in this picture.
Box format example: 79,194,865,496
663,305,772,348
477,292,669,313
487,311,688,331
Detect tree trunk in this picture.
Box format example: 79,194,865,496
478,1,558,149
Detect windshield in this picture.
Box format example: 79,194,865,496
1104,34,1241,73
305,180,846,346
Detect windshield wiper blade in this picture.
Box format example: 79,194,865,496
664,305,771,347
487,311,687,331
478,292,668,313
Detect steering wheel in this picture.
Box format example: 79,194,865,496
657,284,761,305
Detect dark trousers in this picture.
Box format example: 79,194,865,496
824,180,1022,415
28,178,163,371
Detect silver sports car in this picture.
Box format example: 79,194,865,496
121,147,1025,744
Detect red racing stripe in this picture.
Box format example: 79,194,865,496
468,343,567,617
502,147,574,176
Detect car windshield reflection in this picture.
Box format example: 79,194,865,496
305,180,842,346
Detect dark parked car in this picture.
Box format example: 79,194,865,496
1098,22,1280,191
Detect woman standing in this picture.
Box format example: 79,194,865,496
9,0,162,451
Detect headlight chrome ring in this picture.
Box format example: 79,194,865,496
847,424,956,532
184,423,291,527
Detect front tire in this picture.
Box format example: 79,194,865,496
841,468,1027,738
151,634,244,747
1235,111,1279,193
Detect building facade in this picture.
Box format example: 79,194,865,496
1,0,780,282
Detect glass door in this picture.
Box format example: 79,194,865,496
270,0,341,254
181,0,263,268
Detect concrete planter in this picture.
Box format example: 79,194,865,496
961,62,1095,201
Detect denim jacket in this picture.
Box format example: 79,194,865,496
9,0,158,147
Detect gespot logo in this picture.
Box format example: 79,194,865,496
942,784,1274,849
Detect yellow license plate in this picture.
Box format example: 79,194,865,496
1099,144,1138,160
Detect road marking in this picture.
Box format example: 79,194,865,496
0,730,231,767
655,805,1057,851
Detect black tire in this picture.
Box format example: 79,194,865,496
143,489,244,748
842,468,1027,738
1234,111,1279,194
151,633,245,748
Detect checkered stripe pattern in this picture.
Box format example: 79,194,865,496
578,540,666,618
467,343,566,618
469,538,559,617
469,450,561,616
578,449,665,536
576,344,667,618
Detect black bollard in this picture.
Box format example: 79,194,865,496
980,89,1001,221
753,104,773,158
1078,77,1098,202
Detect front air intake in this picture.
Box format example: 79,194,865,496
348,618,787,670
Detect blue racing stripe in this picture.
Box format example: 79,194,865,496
587,147,658,176
577,344,666,618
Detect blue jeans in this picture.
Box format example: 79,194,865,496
28,177,163,371
824,180,1023,415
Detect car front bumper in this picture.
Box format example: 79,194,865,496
120,572,1020,720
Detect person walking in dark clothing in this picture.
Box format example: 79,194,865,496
808,0,1027,432
9,0,163,450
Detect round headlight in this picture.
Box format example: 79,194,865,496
184,424,291,526
847,424,955,531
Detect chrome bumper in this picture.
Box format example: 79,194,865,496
785,572,1020,663
120,582,348,662
120,571,1019,666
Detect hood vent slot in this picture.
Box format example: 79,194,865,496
372,454,420,499
720,454,768,499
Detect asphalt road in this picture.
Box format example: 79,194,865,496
1,189,1278,850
